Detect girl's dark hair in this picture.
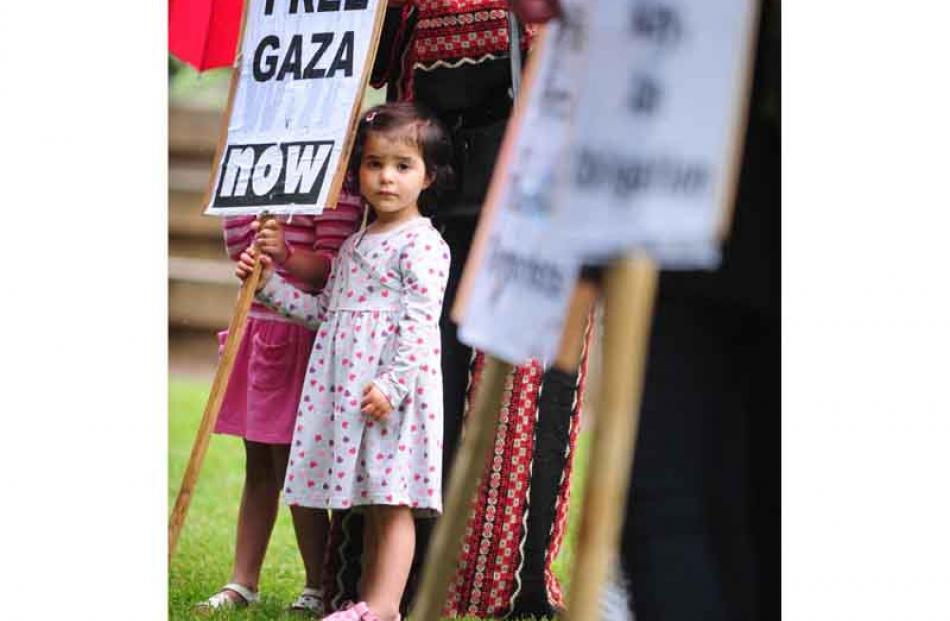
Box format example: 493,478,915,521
348,102,454,214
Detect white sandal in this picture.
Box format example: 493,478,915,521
195,582,260,612
288,587,327,615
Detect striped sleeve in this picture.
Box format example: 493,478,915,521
222,213,322,262
221,192,361,267
313,190,364,265
222,216,256,261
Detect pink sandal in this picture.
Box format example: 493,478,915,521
320,601,401,621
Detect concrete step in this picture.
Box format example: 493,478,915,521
169,236,227,261
169,106,224,158
169,327,219,381
168,256,239,330
169,256,233,284
169,158,213,193
169,189,221,240
169,157,221,241
168,106,234,332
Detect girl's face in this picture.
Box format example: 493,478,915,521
359,130,432,223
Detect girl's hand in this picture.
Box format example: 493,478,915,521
235,246,273,291
252,219,289,264
361,383,394,420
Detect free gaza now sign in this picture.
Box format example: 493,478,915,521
205,0,385,216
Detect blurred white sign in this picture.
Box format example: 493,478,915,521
553,0,759,267
206,0,383,216
458,2,592,365
458,0,758,364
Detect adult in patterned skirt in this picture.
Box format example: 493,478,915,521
321,2,590,618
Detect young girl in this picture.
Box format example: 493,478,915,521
237,102,453,621
197,196,363,614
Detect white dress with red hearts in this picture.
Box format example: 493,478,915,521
257,216,449,515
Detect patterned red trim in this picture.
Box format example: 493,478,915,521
543,310,596,608
412,0,510,17
444,311,594,616
384,2,538,102
409,1,536,69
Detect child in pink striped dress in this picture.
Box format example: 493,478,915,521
197,193,363,614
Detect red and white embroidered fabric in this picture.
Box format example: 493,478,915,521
401,1,536,71
443,346,590,617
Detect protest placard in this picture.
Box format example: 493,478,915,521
552,0,760,267
456,0,757,364
454,1,594,364
205,0,386,216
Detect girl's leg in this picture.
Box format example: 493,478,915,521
360,510,381,596
229,440,283,595
361,506,415,621
272,444,330,590
289,504,330,589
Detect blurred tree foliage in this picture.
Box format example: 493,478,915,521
168,54,232,109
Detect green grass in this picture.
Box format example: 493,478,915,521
169,378,589,620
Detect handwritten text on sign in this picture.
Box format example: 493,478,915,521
553,0,758,267
206,0,382,216
457,0,758,364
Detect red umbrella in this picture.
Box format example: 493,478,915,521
169,0,244,71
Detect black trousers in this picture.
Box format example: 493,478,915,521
619,291,780,621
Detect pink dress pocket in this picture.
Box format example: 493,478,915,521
248,331,295,390
216,317,314,444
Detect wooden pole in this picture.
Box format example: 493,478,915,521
553,277,600,373
564,257,658,621
409,355,512,621
410,279,597,620
170,0,253,564
168,215,272,561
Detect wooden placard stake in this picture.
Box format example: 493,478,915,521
563,257,657,621
410,278,597,621
409,355,512,621
170,0,252,563
168,216,272,561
